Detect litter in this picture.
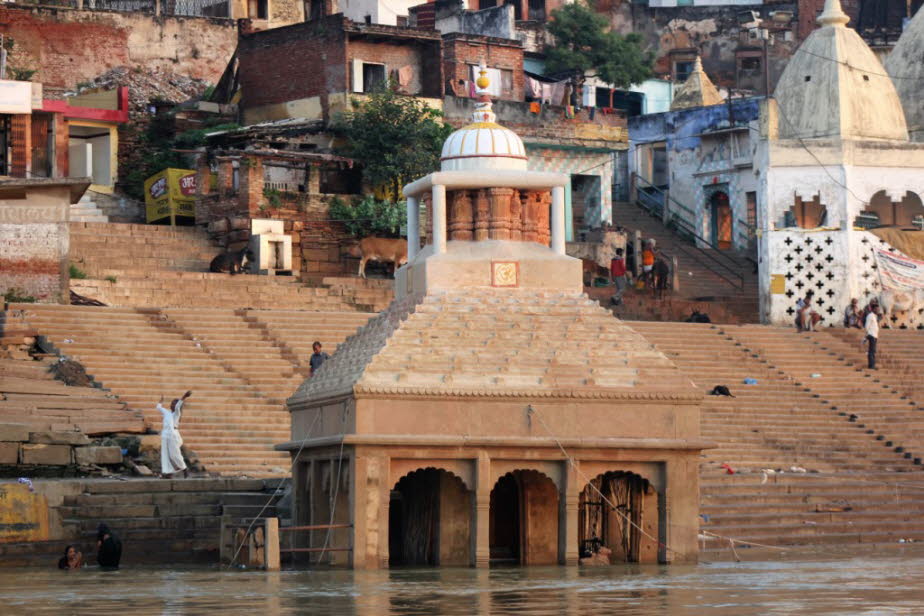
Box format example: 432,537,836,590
63,338,74,344
699,513,711,522
790,466,808,473
743,378,758,385
810,373,822,378
815,504,852,513
761,472,769,485
17,477,34,492
720,463,735,475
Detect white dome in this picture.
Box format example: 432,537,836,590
773,0,908,141
440,121,527,172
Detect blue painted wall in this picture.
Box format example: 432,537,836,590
628,98,761,152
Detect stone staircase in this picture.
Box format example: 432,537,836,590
68,222,394,311
612,201,759,321
630,321,924,551
0,478,282,567
69,195,109,224
10,304,374,477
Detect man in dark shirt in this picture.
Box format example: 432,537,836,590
96,523,122,569
309,341,330,376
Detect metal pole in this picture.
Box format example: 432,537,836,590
763,37,771,98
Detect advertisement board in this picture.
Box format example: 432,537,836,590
144,168,197,224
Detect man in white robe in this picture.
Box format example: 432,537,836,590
156,391,192,477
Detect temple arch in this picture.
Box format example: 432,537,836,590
489,469,559,565
858,190,924,227
578,471,661,564
388,468,472,567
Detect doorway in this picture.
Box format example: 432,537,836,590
709,191,732,250
489,470,558,565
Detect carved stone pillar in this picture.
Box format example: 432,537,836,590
521,191,537,243
474,189,490,241
488,188,513,240
421,192,432,245
509,189,522,241
448,190,474,241
537,190,551,247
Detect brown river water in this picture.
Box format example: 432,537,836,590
3,546,923,615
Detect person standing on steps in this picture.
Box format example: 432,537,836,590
156,390,191,478
609,248,627,306
863,301,880,369
310,341,330,377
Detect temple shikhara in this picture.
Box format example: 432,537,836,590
282,65,708,568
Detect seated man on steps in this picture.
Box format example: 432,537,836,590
309,341,330,377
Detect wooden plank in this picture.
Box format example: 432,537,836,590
280,547,352,553
280,524,352,532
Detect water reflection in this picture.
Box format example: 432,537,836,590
2,546,924,615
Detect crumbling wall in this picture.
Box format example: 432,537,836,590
0,6,237,91
0,186,71,304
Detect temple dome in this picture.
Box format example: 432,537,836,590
670,56,723,110
440,63,527,172
773,0,908,141
885,6,924,142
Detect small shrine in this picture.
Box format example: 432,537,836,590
283,64,707,569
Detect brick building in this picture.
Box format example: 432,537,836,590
237,16,443,125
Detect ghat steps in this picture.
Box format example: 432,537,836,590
67,222,393,311
0,478,281,567
631,321,924,551
12,304,374,478
611,200,759,321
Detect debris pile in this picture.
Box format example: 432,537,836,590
69,66,210,114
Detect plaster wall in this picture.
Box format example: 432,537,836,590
0,186,72,303
336,0,424,25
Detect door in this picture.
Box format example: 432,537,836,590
710,191,732,250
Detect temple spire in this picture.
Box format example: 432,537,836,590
817,0,850,28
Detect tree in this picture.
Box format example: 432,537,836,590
544,2,653,94
332,83,452,198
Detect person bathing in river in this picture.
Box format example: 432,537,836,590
156,390,192,478
57,545,83,570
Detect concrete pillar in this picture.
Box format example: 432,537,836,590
473,453,491,567
432,184,447,254
407,195,420,260
559,460,580,566
551,185,566,255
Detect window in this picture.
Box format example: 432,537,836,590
500,69,514,96
362,63,386,93
674,61,694,82
740,57,761,71
528,0,545,21
305,0,323,21
396,15,407,26
320,167,362,194
746,191,757,232
256,0,268,19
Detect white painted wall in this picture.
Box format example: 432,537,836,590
68,141,92,179
336,0,423,25
88,135,112,187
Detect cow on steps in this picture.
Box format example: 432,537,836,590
348,238,408,279
209,247,254,275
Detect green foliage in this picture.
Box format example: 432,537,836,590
10,68,36,82
3,287,36,303
329,195,405,238
68,264,87,280
545,2,653,90
263,187,283,209
104,275,118,283
331,83,452,196
120,115,239,201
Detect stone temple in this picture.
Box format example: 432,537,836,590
282,65,707,569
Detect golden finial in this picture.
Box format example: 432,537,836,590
476,60,490,90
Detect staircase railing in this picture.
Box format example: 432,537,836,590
631,173,745,291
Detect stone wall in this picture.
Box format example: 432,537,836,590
0,185,72,303
0,6,238,91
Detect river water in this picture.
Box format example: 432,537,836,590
3,546,923,615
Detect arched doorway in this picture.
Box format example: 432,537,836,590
863,190,924,227
578,471,659,564
489,470,559,565
388,468,471,567
709,191,732,250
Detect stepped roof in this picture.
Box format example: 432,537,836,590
773,0,908,141
287,288,699,405
885,6,924,141
670,57,723,111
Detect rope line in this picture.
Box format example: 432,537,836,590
224,408,322,570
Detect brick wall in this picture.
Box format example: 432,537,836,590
442,35,524,101
0,6,237,90
0,187,71,304
238,16,348,110
348,40,439,97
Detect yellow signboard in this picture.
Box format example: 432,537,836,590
144,168,197,224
